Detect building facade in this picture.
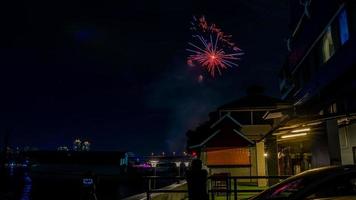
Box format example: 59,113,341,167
187,90,290,186
272,0,356,174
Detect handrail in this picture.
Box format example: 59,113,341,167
143,175,290,179
144,175,290,200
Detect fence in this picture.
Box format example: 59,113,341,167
144,175,290,200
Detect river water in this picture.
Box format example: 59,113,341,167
0,167,146,200
0,166,179,200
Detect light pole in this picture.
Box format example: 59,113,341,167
174,161,182,177
149,160,158,189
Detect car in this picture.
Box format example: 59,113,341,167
155,162,177,173
250,165,356,200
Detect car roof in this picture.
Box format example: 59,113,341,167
252,166,356,200
312,196,356,200
287,165,356,180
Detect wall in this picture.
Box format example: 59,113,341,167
207,147,258,183
209,167,252,183
339,122,356,164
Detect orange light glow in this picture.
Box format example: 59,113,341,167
207,148,250,166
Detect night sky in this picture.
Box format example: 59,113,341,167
0,0,288,154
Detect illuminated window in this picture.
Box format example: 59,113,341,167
322,26,335,63
339,8,350,45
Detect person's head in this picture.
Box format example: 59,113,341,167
84,171,95,177
191,159,202,171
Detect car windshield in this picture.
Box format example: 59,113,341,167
252,171,326,200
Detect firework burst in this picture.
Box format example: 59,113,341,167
187,16,244,77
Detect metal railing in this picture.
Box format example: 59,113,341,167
144,175,290,200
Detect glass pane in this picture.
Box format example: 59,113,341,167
322,26,335,63
339,8,350,45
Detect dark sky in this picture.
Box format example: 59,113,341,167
0,0,289,154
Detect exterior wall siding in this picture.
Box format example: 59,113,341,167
339,122,356,165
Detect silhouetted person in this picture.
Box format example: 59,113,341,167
186,159,208,200
80,171,98,200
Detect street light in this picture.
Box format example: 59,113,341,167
149,160,159,189
174,161,182,177
184,162,190,167
149,160,159,168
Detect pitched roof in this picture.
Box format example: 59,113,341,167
189,129,254,149
219,94,286,110
210,113,242,128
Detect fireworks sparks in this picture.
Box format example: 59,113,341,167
187,16,244,77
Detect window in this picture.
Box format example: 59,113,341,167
321,26,335,63
339,8,350,45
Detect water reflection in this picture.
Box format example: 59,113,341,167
21,172,32,200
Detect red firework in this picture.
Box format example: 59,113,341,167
187,16,243,77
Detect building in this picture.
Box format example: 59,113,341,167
187,88,290,186
73,139,82,151
57,146,69,151
81,140,91,151
268,0,356,174
72,139,91,151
